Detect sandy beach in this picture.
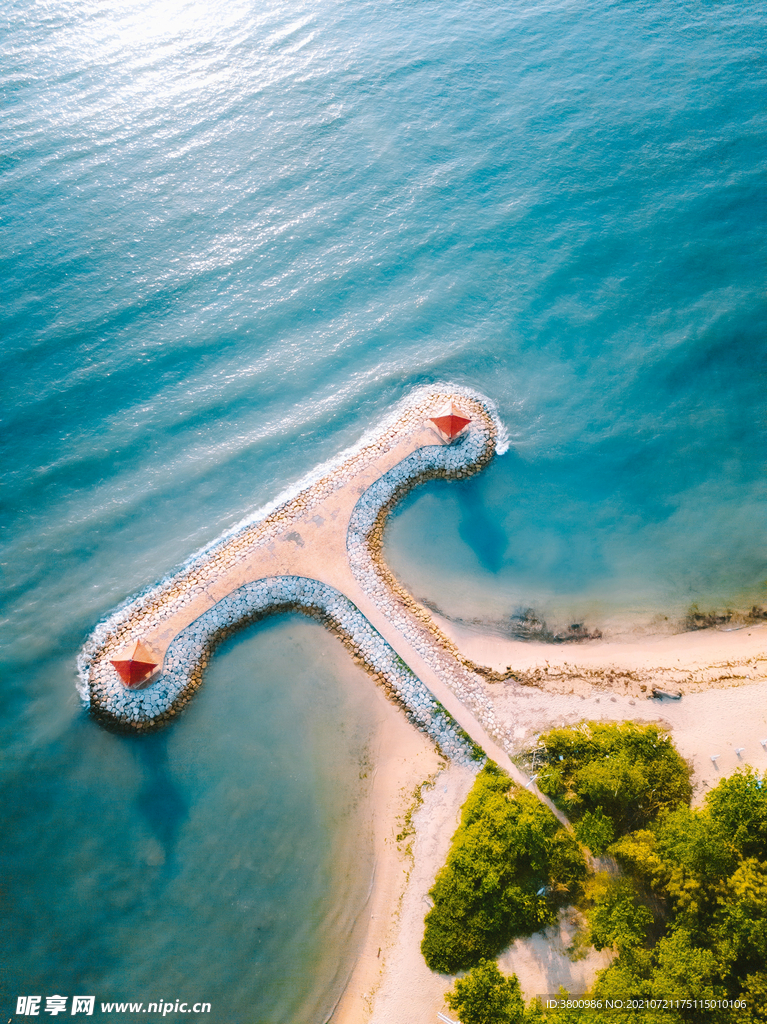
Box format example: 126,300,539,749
439,617,767,794
331,687,446,1024
336,621,767,1023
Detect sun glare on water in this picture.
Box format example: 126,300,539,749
107,0,249,46
34,0,318,121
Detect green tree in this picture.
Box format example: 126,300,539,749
649,928,722,1004
711,858,767,989
609,828,666,888
445,960,526,1024
425,736,767,1023
574,808,614,855
649,804,736,934
705,768,767,860
590,931,727,1024
421,763,585,973
586,874,652,953
537,722,692,835
738,972,767,1023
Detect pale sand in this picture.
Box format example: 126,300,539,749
332,691,444,1024
496,909,613,1002
435,618,767,796
342,622,767,1023
366,761,476,1024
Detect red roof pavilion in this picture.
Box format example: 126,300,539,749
110,640,160,688
429,404,471,442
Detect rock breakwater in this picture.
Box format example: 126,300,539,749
89,575,482,765
78,384,505,765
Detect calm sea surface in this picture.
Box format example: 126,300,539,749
2,0,765,1018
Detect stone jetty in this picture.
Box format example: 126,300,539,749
78,384,567,817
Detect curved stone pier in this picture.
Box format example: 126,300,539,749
97,576,479,763
78,383,568,820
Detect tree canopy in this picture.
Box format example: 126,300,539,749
445,959,527,1024
421,761,586,973
536,721,692,836
434,725,767,1024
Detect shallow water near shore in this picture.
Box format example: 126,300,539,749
2,0,765,1016
1,616,379,1023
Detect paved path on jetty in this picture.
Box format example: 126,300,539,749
143,420,439,658
81,387,567,825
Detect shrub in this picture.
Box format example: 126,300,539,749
585,874,653,953
574,808,614,855
705,767,767,861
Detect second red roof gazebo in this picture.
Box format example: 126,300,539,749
429,404,471,442
110,640,160,688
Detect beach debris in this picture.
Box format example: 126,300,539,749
652,687,682,700
505,610,602,643
685,603,767,631
418,601,603,643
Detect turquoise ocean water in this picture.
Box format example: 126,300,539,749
2,0,765,1019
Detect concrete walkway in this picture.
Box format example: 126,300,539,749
144,417,447,657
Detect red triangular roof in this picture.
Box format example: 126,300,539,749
429,406,471,441
110,640,159,687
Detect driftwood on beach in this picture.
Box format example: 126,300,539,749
651,686,682,700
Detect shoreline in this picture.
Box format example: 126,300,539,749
436,614,767,695
435,614,767,787
330,690,448,1024
75,382,767,1016
352,621,767,1022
